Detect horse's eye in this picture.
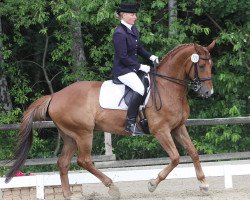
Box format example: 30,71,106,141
199,65,205,69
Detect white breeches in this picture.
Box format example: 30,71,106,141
118,72,145,96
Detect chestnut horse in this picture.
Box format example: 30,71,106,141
5,41,215,199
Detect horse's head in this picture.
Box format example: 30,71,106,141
187,40,216,98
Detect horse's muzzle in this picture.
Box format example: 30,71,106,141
198,85,214,98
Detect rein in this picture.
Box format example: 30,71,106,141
150,71,188,87
149,54,211,111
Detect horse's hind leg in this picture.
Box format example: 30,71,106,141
172,125,209,192
76,131,121,199
57,130,76,198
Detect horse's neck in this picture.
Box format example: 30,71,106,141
156,46,193,96
159,46,192,81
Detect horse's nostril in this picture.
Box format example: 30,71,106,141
205,90,211,98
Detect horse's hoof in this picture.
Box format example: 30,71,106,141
148,179,157,193
199,183,209,193
108,183,121,199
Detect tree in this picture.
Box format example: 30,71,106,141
168,0,177,37
70,19,87,80
0,16,12,112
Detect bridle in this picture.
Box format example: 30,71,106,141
187,54,212,92
149,53,212,111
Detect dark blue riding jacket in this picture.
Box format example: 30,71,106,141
112,24,152,78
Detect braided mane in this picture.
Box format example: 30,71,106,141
160,43,194,63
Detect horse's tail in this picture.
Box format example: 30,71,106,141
5,95,52,183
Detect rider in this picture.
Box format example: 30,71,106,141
112,2,159,135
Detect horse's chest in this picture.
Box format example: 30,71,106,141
168,96,188,112
164,98,189,126
147,94,189,129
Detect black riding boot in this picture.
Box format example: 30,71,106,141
125,91,144,135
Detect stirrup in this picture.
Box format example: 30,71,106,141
126,123,145,136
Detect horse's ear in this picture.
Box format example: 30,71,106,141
194,43,203,54
206,40,216,52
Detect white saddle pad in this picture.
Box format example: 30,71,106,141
99,80,150,110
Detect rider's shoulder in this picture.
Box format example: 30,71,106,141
114,24,127,34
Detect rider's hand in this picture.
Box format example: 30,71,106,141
139,64,150,73
150,55,159,64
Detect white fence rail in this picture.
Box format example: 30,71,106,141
1,160,250,199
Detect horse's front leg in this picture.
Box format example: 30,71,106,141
148,128,180,192
172,125,209,192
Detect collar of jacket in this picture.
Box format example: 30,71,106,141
120,23,136,36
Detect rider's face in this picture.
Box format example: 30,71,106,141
121,13,137,25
